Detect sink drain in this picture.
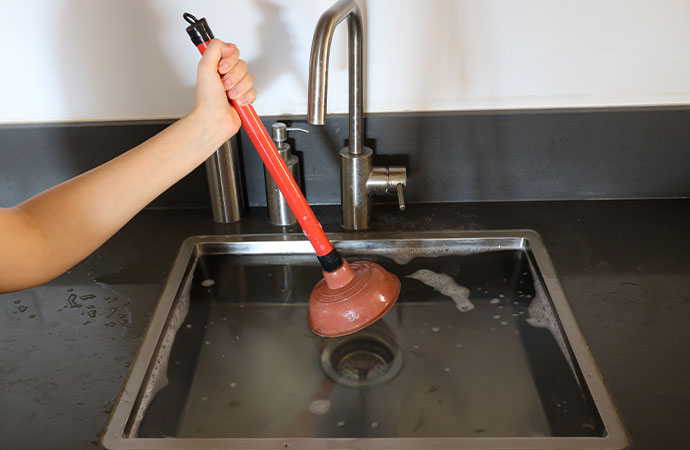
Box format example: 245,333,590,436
321,330,403,387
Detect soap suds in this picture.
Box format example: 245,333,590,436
308,399,331,416
525,264,578,382
131,263,196,437
406,269,474,312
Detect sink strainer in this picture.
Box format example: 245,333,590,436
320,330,403,387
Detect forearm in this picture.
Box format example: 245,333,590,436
1,112,224,292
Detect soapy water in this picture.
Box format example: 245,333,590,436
130,264,196,437
127,247,592,438
406,269,474,312
525,264,578,382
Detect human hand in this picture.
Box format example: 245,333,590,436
190,39,257,144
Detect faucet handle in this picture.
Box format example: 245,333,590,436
387,166,407,212
366,165,407,211
395,183,406,211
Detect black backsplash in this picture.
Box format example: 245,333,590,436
2,107,689,209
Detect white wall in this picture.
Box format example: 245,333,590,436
1,0,689,123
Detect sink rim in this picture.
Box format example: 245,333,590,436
102,230,629,450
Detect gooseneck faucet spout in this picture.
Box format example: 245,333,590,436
308,0,363,155
308,0,406,230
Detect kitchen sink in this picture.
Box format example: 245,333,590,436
102,231,628,449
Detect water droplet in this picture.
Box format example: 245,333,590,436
431,326,440,332
370,421,379,429
235,336,240,341
336,420,345,427
443,367,451,373
13,299,20,304
229,382,237,388
80,294,96,300
67,294,81,308
29,314,36,318
18,306,27,313
500,321,508,326
498,294,505,298
489,298,499,304
492,315,501,319
201,396,208,402
67,288,74,293
204,340,211,345
185,324,192,329
87,310,97,318
201,279,215,287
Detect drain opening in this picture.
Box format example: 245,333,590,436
321,331,403,387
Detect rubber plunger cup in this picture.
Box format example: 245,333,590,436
308,260,401,337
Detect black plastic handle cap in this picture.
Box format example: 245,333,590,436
183,12,214,46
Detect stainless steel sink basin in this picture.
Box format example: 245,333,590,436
103,231,628,449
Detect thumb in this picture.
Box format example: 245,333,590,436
198,39,235,74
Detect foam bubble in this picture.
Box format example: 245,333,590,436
406,269,474,312
308,399,331,416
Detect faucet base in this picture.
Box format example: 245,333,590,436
340,146,373,231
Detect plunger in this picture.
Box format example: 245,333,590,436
184,13,400,337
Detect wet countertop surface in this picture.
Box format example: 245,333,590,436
1,200,688,449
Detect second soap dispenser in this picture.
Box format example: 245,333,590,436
265,122,308,226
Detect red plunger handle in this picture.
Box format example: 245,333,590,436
184,14,340,267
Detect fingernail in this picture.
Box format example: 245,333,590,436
219,63,229,72
228,88,238,98
224,79,233,90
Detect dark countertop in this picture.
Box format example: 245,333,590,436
1,200,689,449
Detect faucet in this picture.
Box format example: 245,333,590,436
308,0,406,230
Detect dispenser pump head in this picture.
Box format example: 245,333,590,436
271,122,309,149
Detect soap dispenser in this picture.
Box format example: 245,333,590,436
265,122,308,226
